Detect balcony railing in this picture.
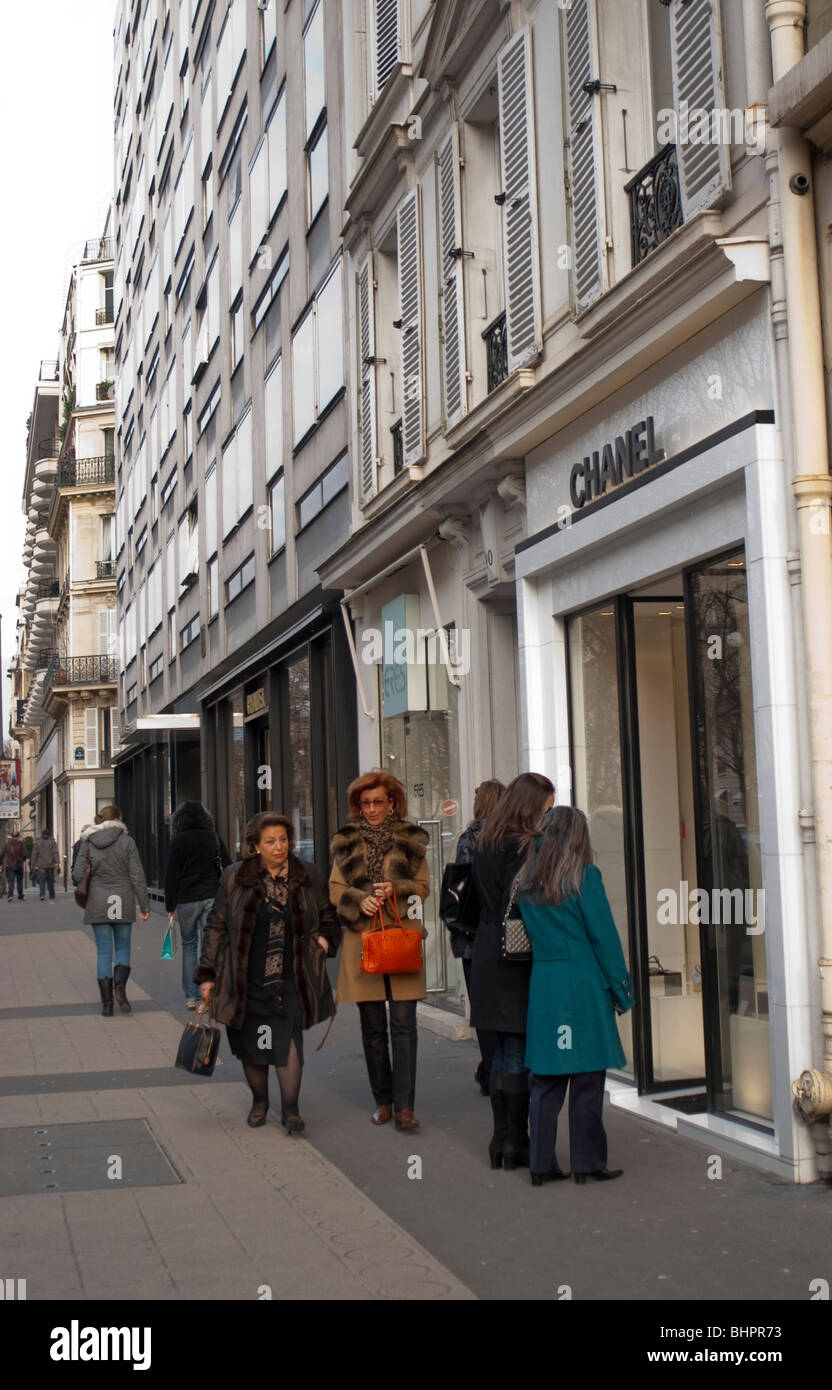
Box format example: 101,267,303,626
96,306,115,325
82,236,114,263
39,359,59,382
625,143,684,269
15,699,26,727
56,456,115,488
44,655,119,702
392,418,404,475
35,579,60,601
37,436,61,459
95,560,115,580
483,312,508,393
96,379,115,401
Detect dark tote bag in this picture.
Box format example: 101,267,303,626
73,843,93,908
175,999,221,1077
439,860,481,933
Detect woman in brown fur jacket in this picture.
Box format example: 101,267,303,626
329,772,429,1132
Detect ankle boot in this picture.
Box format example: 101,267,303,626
502,1090,530,1171
488,1078,507,1169
113,964,132,1013
98,978,114,1017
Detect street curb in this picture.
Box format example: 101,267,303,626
416,1001,475,1041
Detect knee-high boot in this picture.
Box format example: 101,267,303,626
97,978,114,1017
502,1087,530,1170
113,964,132,1013
488,1073,507,1169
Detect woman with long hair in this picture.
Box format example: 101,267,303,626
517,806,634,1185
196,812,340,1133
470,772,555,1170
444,780,505,1095
329,772,429,1132
71,806,150,1016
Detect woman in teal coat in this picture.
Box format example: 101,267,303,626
517,806,633,1187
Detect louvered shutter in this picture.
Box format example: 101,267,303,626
564,0,604,311
110,707,119,751
373,0,399,100
397,189,424,467
497,27,542,370
437,129,467,428
85,708,100,769
357,257,377,503
670,0,731,215
98,609,110,656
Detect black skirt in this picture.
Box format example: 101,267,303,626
226,980,304,1067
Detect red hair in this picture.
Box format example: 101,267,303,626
346,771,408,820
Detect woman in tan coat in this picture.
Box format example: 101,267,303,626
329,772,429,1132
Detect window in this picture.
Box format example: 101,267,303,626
197,378,221,433
101,514,115,565
226,552,255,603
228,198,243,302
308,122,328,223
180,614,201,650
269,472,285,553
303,2,325,139
260,0,277,66
231,295,245,371
149,653,164,682
174,137,195,250
291,258,343,446
178,500,199,590
252,245,289,333
148,560,163,634
267,87,287,221
205,463,218,557
202,161,213,229
221,406,253,535
264,359,283,479
297,452,348,529
161,470,177,509
369,0,400,106
208,555,219,616
249,136,268,262
216,0,247,128
168,609,176,659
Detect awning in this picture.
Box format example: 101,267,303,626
111,714,201,765
21,769,54,807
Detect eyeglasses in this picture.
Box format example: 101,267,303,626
360,797,388,808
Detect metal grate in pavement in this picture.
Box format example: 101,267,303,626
0,1119,183,1196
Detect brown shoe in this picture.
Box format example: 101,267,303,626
371,1104,393,1125
394,1109,420,1132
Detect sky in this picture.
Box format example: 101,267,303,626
0,0,116,746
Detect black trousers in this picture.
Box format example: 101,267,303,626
357,977,418,1111
528,1070,608,1174
462,956,496,1077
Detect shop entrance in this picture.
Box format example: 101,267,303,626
568,550,771,1121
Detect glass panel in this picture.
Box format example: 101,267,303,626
228,691,246,860
303,2,325,138
287,655,314,859
633,601,705,1082
689,553,770,1120
568,606,633,1075
308,122,328,221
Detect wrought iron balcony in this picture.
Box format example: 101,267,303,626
15,699,26,727
625,143,684,269
82,236,114,263
56,457,115,488
36,436,61,459
96,307,115,325
95,560,115,580
35,579,60,601
43,655,119,702
483,312,508,393
392,418,404,475
96,379,115,401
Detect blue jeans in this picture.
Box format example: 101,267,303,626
92,922,132,977
176,898,215,1001
491,1031,528,1092
7,865,23,899
38,868,56,900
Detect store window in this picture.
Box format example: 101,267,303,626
227,690,245,858
287,655,313,859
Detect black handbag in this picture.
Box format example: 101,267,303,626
175,999,220,1076
439,860,481,933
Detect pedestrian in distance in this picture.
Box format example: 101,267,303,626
164,800,230,1009
470,772,555,1171
2,831,29,901
30,827,61,901
443,780,505,1096
197,812,340,1134
329,772,429,1133
517,805,634,1187
71,805,151,1016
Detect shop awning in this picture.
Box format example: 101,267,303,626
112,714,201,765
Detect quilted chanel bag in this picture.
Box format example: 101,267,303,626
499,871,532,965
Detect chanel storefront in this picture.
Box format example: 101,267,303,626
514,301,816,1181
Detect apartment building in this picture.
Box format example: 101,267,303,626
313,0,832,1178
9,224,118,866
111,0,357,890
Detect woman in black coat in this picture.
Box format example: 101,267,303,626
164,801,230,1008
197,812,341,1133
470,772,554,1171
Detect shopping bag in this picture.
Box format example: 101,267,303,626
161,919,178,959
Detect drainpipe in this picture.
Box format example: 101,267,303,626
765,2,832,1159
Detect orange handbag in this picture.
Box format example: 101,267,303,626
360,894,424,975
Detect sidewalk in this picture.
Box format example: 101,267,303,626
0,892,473,1301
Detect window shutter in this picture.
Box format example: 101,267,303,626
357,256,378,503
497,27,542,370
85,708,100,769
564,0,605,311
110,707,119,750
397,188,424,467
98,609,110,656
669,0,731,216
437,128,467,428
372,0,400,101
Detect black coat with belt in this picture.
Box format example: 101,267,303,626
195,854,341,1029
469,836,531,1034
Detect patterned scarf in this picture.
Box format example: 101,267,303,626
260,862,290,987
358,815,396,883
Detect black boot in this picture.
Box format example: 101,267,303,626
502,1090,530,1171
488,1076,507,1169
98,978,114,1017
475,1060,490,1096
113,964,132,1013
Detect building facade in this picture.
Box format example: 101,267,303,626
111,0,356,891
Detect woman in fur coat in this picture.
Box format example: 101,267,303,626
329,773,429,1132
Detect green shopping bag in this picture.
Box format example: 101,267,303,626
161,919,177,959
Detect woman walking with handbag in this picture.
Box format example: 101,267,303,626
71,806,151,1016
470,773,555,1170
196,813,340,1132
517,806,634,1186
164,801,230,1009
329,773,429,1132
